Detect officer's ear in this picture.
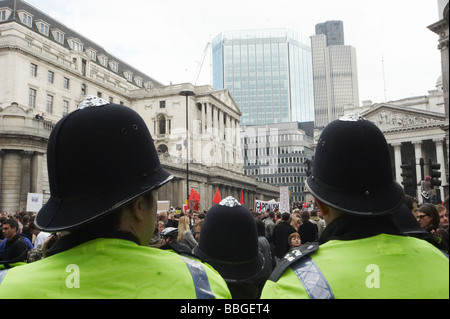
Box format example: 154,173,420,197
314,198,329,217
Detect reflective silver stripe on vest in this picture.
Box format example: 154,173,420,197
0,269,9,286
181,256,215,299
291,255,334,299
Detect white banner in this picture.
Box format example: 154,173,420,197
255,200,280,213
27,193,43,212
279,186,290,213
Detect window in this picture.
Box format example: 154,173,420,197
54,30,64,44
30,63,37,77
48,71,54,84
22,12,32,27
160,101,166,108
99,55,108,67
124,71,133,82
81,59,86,76
62,100,69,116
110,62,118,72
63,77,70,89
89,50,97,61
97,92,102,98
158,115,166,135
39,22,49,36
1,9,11,21
29,88,36,108
69,39,83,52
81,84,86,96
46,95,53,113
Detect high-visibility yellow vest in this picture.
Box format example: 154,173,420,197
0,238,231,299
261,234,449,299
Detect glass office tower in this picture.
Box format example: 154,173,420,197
212,29,314,126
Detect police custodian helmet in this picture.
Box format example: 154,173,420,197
35,96,173,232
193,197,265,283
305,114,404,216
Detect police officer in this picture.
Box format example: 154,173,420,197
261,114,449,299
0,96,230,299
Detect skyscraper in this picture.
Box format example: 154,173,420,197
212,28,314,126
315,20,345,46
312,21,360,127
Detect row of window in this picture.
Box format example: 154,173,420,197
4,8,147,86
31,63,71,89
246,165,307,175
28,88,69,116
29,62,125,115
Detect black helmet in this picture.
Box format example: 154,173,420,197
36,97,172,232
193,197,264,283
306,114,404,216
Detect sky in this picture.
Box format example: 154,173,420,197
24,0,443,105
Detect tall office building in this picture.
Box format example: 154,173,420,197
312,21,360,128
212,28,315,126
315,20,345,46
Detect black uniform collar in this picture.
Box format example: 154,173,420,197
318,213,404,245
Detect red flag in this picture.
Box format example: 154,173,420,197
188,188,201,202
240,190,244,204
213,187,221,204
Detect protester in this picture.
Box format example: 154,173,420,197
436,202,449,232
0,219,29,264
416,203,449,253
287,232,301,250
261,114,449,299
309,209,325,238
272,212,296,260
177,216,197,250
0,97,230,299
297,210,318,243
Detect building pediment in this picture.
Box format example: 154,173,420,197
0,103,33,117
208,89,242,116
361,103,446,131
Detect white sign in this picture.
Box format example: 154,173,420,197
27,193,43,212
279,186,290,213
157,200,170,214
255,200,280,213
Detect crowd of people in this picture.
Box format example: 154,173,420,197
0,97,448,299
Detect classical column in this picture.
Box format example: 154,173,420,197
207,103,213,135
0,150,4,211
392,143,402,184
412,140,423,199
434,138,447,200
201,103,206,135
20,151,33,212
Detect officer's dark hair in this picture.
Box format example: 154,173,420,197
3,218,19,232
281,212,290,222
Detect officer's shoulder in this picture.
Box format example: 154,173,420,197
269,242,319,282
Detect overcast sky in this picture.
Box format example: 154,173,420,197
25,0,443,105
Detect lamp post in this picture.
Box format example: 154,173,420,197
179,89,195,200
